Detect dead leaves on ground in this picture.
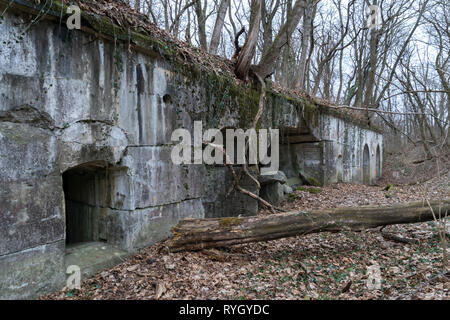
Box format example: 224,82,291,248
43,173,449,300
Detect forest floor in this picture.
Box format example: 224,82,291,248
44,168,449,300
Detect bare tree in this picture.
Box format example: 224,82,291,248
194,0,208,50
254,0,308,79
295,0,316,90
234,0,261,80
209,0,230,54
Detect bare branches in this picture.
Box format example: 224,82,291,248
254,0,309,79
141,0,448,154
168,0,196,34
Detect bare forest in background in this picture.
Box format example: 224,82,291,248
125,0,448,170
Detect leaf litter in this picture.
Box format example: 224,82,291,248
43,172,449,300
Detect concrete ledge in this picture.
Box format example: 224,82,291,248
65,242,129,280
0,240,65,300
107,198,205,251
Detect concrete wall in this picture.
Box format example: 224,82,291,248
279,114,383,186
0,10,207,298
321,114,383,185
0,4,382,299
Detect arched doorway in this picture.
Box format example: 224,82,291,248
376,145,381,180
62,161,129,280
63,161,108,244
363,144,370,184
336,154,343,182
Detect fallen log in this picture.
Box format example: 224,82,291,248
169,199,450,252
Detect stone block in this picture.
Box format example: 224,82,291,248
260,182,285,207
106,198,204,251
124,146,205,208
203,166,259,218
0,175,64,256
0,240,65,300
258,170,287,185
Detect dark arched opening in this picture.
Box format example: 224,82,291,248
63,161,108,245
62,161,128,280
363,144,370,185
376,145,381,180
336,154,343,182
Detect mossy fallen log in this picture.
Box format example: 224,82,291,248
168,199,450,252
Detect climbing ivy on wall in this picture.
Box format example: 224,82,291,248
112,39,123,97
205,73,231,128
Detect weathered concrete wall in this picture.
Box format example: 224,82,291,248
321,114,383,185
0,9,207,298
279,112,383,186
0,2,382,299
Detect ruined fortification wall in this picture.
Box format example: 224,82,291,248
0,1,382,299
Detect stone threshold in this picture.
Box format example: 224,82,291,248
65,242,130,280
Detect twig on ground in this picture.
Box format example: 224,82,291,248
381,231,420,245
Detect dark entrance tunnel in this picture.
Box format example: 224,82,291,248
376,145,381,180
62,162,109,245
363,144,370,185
62,162,129,280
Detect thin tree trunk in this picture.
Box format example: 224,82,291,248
194,0,207,50
254,0,307,79
234,0,262,80
296,1,314,90
261,0,280,57
209,0,230,54
363,0,380,110
169,199,450,252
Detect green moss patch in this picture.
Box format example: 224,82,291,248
295,186,322,194
219,217,243,228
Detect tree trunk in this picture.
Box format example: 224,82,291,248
254,0,307,79
209,0,229,54
363,4,381,111
169,199,450,252
261,0,280,57
234,0,262,80
295,1,314,90
194,0,208,50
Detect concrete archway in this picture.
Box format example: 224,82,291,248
336,154,343,182
62,161,129,280
363,144,370,184
63,161,109,245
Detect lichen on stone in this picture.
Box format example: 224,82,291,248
218,217,243,228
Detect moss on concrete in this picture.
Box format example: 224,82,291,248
306,176,322,187
219,217,243,228
296,186,322,194
7,0,382,133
